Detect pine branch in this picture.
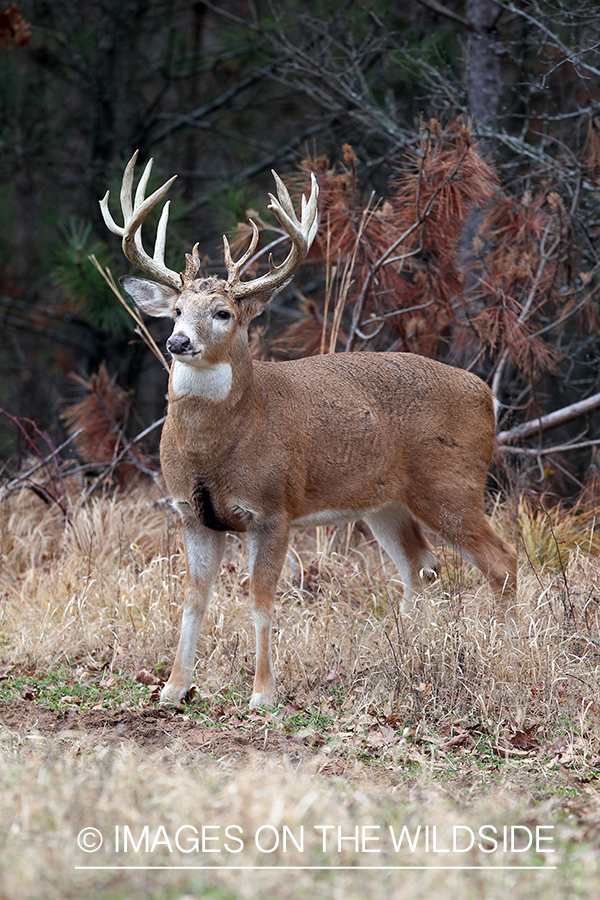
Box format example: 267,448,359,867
491,221,560,400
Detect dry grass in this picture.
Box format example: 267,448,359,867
1,732,597,900
2,484,600,722
1,483,600,898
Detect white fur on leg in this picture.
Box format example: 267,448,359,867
250,607,276,708
365,502,438,614
160,515,226,708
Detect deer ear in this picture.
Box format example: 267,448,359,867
236,278,292,325
120,276,180,317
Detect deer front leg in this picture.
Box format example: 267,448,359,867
160,502,226,709
247,519,290,709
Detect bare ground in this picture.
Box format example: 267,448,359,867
0,699,321,765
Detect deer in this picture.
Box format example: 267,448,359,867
100,151,517,710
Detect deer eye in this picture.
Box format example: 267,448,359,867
174,307,182,317
216,310,231,321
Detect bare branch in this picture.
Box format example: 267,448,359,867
497,392,600,445
415,0,471,29
496,1,600,79
499,438,600,456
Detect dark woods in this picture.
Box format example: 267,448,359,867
1,1,599,503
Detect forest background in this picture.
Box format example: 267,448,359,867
1,0,599,500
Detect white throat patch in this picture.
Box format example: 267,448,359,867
171,360,233,401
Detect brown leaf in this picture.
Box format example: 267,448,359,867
547,732,577,762
0,5,31,50
492,743,532,758
382,712,402,728
134,668,161,686
325,662,344,685
367,725,390,747
509,729,540,751
58,695,81,706
378,724,398,744
440,732,474,752
269,701,303,721
21,684,38,700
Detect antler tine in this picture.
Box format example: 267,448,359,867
183,242,201,283
270,170,296,220
154,200,171,267
269,171,318,239
223,220,260,289
134,156,153,209
131,157,155,255
99,191,124,236
119,149,139,223
225,171,319,301
99,152,183,291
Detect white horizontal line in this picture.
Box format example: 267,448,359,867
75,865,557,871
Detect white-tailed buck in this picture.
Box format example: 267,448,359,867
101,152,517,709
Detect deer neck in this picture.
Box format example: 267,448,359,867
170,358,235,402
167,347,258,457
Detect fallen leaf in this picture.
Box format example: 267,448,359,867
135,668,161,686
509,729,540,751
20,684,38,701
440,732,474,752
378,724,398,743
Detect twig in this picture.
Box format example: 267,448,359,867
320,214,333,356
344,136,470,351
77,416,166,505
0,428,83,499
584,592,600,648
89,256,171,374
495,1,600,80
499,438,599,456
0,411,68,515
415,0,471,30
356,298,436,342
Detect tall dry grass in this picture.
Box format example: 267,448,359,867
1,483,599,732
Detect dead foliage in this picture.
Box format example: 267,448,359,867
0,3,30,49
60,364,157,486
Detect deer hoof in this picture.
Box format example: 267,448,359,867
249,690,276,710
160,683,192,710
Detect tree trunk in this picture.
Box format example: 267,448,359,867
466,0,500,149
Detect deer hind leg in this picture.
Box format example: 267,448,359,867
435,506,517,615
247,519,291,709
365,504,438,613
160,503,226,709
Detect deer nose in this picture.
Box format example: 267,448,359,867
167,334,192,355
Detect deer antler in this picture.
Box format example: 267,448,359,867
223,170,319,301
100,151,183,291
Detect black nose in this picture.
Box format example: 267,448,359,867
166,334,192,355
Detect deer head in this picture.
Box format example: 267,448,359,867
100,152,319,370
